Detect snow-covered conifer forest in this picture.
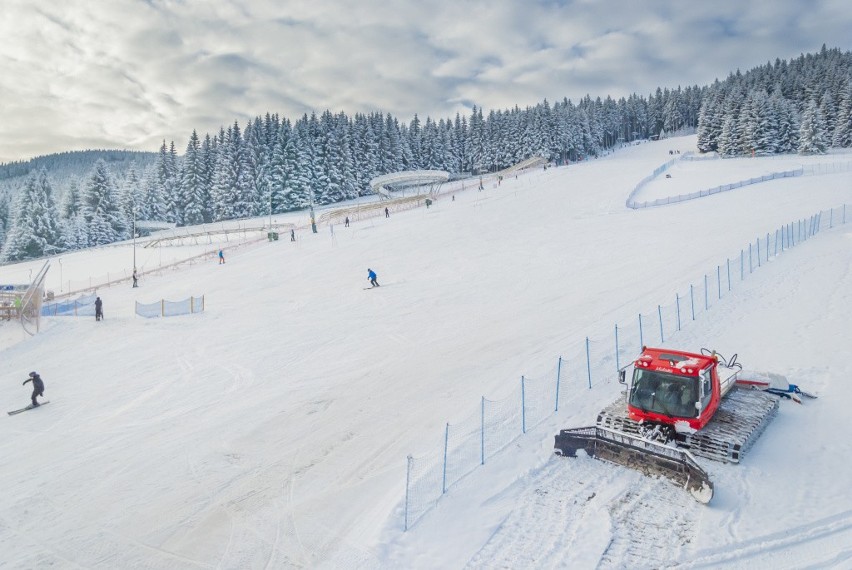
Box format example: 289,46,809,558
1,45,850,263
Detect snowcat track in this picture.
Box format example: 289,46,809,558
554,426,713,504
596,387,779,464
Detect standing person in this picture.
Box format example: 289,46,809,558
132,269,138,288
95,297,103,321
218,249,225,264
290,229,296,242
384,207,389,218
23,372,45,407
344,216,350,227
367,268,379,287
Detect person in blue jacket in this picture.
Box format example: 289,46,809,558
367,268,379,287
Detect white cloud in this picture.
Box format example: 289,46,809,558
1,0,850,161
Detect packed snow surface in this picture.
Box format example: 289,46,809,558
2,135,851,569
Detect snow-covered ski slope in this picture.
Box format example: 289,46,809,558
1,135,851,569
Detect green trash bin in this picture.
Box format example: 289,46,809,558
268,232,279,241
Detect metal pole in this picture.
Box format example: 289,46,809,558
676,294,681,331
717,265,721,299
585,337,592,389
690,284,695,320
442,423,449,493
555,357,563,412
481,397,485,464
704,274,709,310
404,455,412,531
614,325,620,372
638,314,643,348
726,258,731,291
658,305,664,343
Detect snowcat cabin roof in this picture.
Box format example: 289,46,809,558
635,347,716,378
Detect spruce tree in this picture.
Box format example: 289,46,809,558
798,99,828,154
0,169,63,262
82,160,127,246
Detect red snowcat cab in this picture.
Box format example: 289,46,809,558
554,347,779,504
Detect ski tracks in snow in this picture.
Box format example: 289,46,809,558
673,509,852,569
463,455,698,569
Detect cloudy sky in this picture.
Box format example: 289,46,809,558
1,0,850,163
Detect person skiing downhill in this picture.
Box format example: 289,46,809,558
367,268,379,287
23,371,45,407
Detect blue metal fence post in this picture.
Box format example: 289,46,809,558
658,305,664,342
521,376,526,434
756,238,761,268
676,294,681,331
480,397,485,464
775,229,779,256
614,326,620,372
726,258,731,291
404,455,412,531
717,265,721,299
749,243,753,273
740,249,744,280
766,233,770,260
442,423,449,493
690,284,695,320
638,314,644,347
555,357,562,412
585,337,592,389
704,274,709,310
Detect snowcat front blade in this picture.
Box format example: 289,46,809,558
554,426,714,504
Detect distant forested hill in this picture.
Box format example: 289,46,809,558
0,149,158,196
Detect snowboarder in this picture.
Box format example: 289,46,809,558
290,229,296,242
23,371,44,407
95,297,103,321
385,207,390,218
132,269,138,288
367,268,379,287
218,249,225,264
345,216,350,227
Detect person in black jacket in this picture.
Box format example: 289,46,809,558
23,371,45,407
95,297,103,321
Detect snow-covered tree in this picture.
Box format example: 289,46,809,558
180,130,206,226
798,99,828,155
0,169,63,262
81,160,127,246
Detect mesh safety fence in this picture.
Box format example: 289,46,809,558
135,296,205,318
41,293,97,316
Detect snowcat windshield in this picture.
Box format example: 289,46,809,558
629,368,698,418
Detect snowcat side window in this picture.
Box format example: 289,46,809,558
700,369,712,411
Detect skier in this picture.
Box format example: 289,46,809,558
384,207,389,218
132,269,138,288
345,216,350,227
290,229,296,242
95,296,103,321
23,371,45,407
218,249,225,264
367,268,379,287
